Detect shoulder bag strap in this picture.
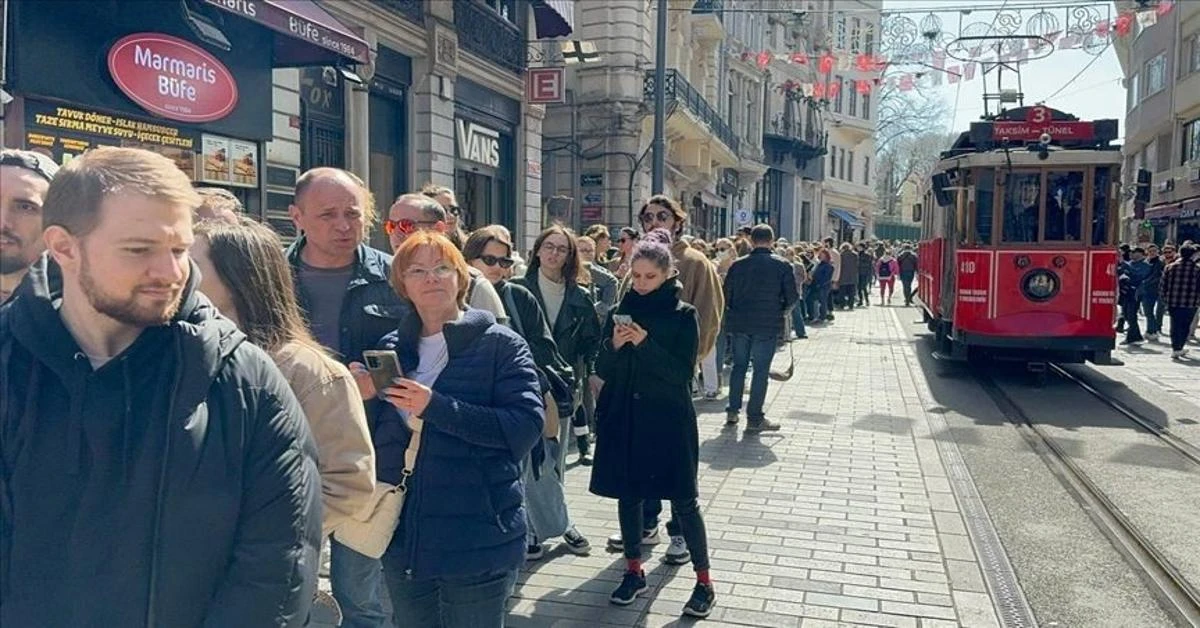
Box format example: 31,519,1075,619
399,417,424,489
501,288,526,337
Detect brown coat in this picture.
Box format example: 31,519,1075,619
273,342,376,537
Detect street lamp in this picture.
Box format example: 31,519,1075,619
651,0,667,195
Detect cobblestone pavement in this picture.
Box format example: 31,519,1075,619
509,302,1004,628
1111,319,1200,403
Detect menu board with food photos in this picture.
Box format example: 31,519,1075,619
201,134,257,188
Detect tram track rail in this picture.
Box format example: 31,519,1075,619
977,372,1200,627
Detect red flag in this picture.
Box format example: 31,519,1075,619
948,65,961,84
790,52,808,65
813,82,826,99
827,80,841,98
1157,0,1174,17
757,51,771,70
1115,13,1133,36
1095,20,1110,37
819,53,835,74
855,54,873,72
855,79,871,94
963,62,977,81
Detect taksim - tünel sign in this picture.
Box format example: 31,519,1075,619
107,33,239,124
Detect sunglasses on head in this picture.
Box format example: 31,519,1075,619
639,210,672,225
384,218,440,236
0,151,57,181
478,254,514,269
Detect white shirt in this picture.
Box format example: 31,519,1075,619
401,328,451,429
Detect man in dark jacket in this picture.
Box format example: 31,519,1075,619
897,245,918,306
722,224,799,432
0,147,321,627
0,149,58,305
286,167,406,628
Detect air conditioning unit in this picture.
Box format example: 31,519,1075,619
1189,167,1200,184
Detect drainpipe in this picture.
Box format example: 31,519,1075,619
0,0,9,144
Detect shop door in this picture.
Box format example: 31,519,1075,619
368,82,407,250
455,169,495,232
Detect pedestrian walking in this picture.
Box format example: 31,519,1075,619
590,229,716,618
357,232,544,627
838,243,859,310
1118,247,1152,345
897,244,918,306
0,147,322,627
722,224,799,431
876,249,899,304
1159,244,1200,359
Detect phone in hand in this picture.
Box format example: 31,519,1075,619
362,350,402,397
613,314,633,326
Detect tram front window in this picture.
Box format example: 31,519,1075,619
1044,171,1084,241
975,169,994,245
1002,172,1041,243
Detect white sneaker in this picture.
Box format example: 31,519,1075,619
606,527,660,550
1172,350,1184,360
663,535,691,565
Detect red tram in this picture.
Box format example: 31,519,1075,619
916,105,1122,364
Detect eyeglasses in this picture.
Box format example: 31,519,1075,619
478,254,515,269
446,205,462,217
0,150,58,182
716,246,731,252
540,243,570,256
402,265,456,281
639,210,672,225
384,218,440,236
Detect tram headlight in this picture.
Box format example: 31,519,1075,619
1015,255,1032,268
1021,269,1060,302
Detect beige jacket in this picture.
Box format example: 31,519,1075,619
273,342,376,538
616,241,725,359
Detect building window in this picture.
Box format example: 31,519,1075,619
849,83,858,117
848,151,855,182
834,75,844,113
1144,53,1166,98
839,148,846,179
485,0,516,23
851,17,861,53
1127,73,1139,110
1190,33,1200,74
1184,119,1200,165
864,24,875,55
861,92,870,120
836,14,847,50
864,156,870,186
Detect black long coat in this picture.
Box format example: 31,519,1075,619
589,279,700,501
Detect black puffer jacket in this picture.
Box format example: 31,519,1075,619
0,255,322,628
513,273,602,382
723,248,800,337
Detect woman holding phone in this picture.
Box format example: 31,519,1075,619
355,231,543,627
589,228,716,618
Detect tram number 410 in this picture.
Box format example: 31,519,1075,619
959,261,978,274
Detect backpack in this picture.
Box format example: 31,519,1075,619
877,260,892,278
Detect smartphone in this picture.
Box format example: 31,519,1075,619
363,350,402,395
613,314,633,326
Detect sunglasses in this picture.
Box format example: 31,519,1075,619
478,254,514,269
639,210,672,225
0,151,58,181
447,205,462,217
384,218,440,236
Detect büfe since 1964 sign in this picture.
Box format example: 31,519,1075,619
107,33,239,124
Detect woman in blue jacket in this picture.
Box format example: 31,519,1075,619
361,232,544,627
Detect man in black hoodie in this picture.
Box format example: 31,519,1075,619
0,147,322,627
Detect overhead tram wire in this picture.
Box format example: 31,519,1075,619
1038,41,1112,103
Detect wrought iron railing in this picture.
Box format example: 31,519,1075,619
454,0,526,74
368,0,424,25
768,112,826,150
692,0,724,20
644,70,741,154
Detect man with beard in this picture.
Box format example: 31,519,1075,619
0,149,58,304
0,147,322,627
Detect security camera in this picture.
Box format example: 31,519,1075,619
1038,133,1051,145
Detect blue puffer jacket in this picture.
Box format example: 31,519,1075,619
373,308,543,579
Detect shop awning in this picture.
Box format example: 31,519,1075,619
203,0,369,66
829,207,865,228
1144,202,1181,220
530,0,575,39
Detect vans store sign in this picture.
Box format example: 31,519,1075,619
107,33,239,123
456,120,501,168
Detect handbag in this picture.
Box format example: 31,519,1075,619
768,341,795,382
333,417,424,559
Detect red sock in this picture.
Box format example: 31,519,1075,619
626,559,642,574
696,569,712,585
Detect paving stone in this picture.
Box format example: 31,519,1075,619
839,609,920,628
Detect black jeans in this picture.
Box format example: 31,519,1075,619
900,272,915,304
1122,296,1143,342
620,497,710,571
1169,307,1198,351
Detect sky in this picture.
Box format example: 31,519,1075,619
880,0,1127,139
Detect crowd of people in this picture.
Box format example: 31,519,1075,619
5,144,1193,628
1116,241,1200,359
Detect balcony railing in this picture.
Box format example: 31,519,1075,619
764,104,828,165
369,0,424,25
454,0,526,74
692,0,724,19
644,69,741,155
